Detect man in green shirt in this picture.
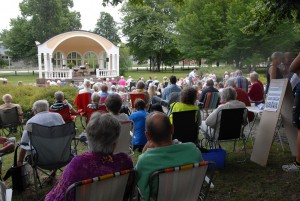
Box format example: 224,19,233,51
135,112,203,201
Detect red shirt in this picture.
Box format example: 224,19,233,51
248,80,264,102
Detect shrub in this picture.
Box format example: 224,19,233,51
0,84,78,121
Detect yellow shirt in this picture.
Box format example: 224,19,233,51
168,102,199,124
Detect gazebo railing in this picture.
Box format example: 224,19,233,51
45,69,72,80
96,69,117,78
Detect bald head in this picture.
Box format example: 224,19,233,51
146,112,173,144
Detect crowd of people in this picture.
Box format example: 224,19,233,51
0,51,300,200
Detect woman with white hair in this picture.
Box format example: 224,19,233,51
0,94,23,119
204,87,246,139
78,79,94,94
45,113,133,201
248,71,264,104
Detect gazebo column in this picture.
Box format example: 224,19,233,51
44,53,48,79
62,53,66,68
116,54,119,76
49,54,53,72
38,53,42,78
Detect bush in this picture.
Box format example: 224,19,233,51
0,84,78,121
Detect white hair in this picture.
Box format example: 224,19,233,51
221,87,237,102
2,94,12,103
250,71,259,79
32,100,49,113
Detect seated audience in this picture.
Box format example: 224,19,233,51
205,87,246,140
18,100,65,166
50,91,78,122
45,113,133,201
199,79,219,104
169,87,199,124
234,70,249,93
79,80,93,94
162,75,181,102
86,93,107,122
136,112,202,201
130,99,148,152
105,94,130,121
0,94,23,120
248,71,264,104
99,84,109,104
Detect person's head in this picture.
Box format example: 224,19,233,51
145,112,173,145
32,100,49,114
111,85,117,92
250,71,259,83
235,70,243,76
180,87,197,105
218,82,224,89
197,81,203,90
206,79,214,87
101,84,108,93
148,85,156,97
2,94,12,104
225,78,236,88
170,75,177,84
121,76,124,79
86,113,121,154
149,103,164,113
134,98,146,111
163,76,167,81
105,94,122,115
93,85,99,92
271,52,284,66
149,76,152,80
54,91,64,102
83,79,91,89
221,87,237,102
284,52,295,66
91,93,100,104
136,81,145,90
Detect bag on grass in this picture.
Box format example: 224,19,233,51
3,144,31,192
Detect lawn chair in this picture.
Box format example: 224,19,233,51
73,92,91,113
0,181,12,201
0,107,23,136
114,121,134,156
26,121,77,198
64,169,135,201
129,93,146,110
204,108,248,162
147,161,214,201
49,106,77,123
172,110,199,144
199,92,220,120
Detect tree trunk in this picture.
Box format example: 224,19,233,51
149,56,152,71
156,53,161,72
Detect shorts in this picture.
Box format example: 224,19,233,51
293,95,300,129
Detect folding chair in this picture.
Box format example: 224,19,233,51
129,93,146,109
0,181,12,201
204,108,248,162
0,107,23,136
199,92,220,120
148,162,214,201
26,121,77,198
172,110,199,144
49,106,77,123
73,92,91,113
64,169,135,201
114,121,134,156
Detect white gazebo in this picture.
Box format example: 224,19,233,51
36,30,119,81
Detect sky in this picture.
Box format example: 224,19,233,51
0,0,123,32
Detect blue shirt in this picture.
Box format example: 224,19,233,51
130,110,148,146
162,84,181,102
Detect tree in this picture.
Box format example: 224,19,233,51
122,0,180,71
119,45,133,75
94,12,121,45
2,0,81,62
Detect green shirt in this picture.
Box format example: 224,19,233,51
169,102,199,124
135,142,202,201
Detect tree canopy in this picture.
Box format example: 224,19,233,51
94,12,121,45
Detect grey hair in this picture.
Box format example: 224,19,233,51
235,70,243,76
271,52,284,61
86,113,121,154
221,87,237,102
54,91,64,101
250,71,259,79
84,80,91,88
225,79,236,87
91,93,100,103
32,100,49,113
2,94,12,103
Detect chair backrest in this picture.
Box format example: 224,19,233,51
0,107,21,128
27,122,76,169
168,92,180,106
172,110,198,143
73,93,91,113
85,105,108,123
149,162,210,201
129,82,136,91
217,108,247,140
114,121,132,154
49,106,72,123
203,92,219,110
129,93,146,108
65,169,135,201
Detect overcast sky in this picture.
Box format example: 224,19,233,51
0,0,123,32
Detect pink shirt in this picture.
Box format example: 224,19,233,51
119,79,126,86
